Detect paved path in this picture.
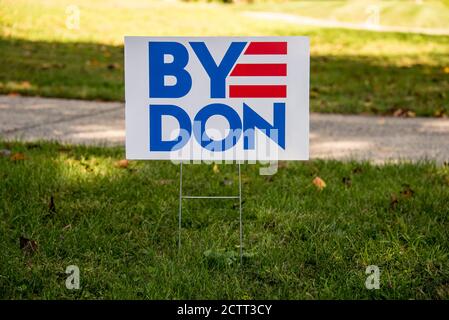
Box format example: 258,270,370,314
1,95,449,163
244,11,449,36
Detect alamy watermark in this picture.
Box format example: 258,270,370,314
65,265,80,290
65,5,80,30
365,265,380,290
166,126,281,176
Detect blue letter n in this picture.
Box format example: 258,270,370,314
243,102,285,150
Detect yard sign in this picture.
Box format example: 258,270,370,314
125,36,309,161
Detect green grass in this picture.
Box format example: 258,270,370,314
1,141,449,299
249,0,449,30
1,0,449,116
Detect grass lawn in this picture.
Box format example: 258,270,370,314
1,0,449,116
1,0,449,300
249,0,449,30
1,141,449,299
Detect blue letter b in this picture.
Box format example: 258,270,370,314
149,42,192,98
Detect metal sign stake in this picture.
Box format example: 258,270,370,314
178,161,243,264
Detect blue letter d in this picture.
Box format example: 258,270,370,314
150,105,191,151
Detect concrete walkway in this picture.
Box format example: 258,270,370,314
1,95,449,163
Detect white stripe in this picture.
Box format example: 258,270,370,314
227,77,286,85
236,55,288,64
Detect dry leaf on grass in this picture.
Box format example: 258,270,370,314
115,159,129,168
400,184,415,198
434,108,448,118
213,164,220,174
85,59,100,67
392,108,416,118
313,176,326,190
406,111,416,118
10,152,25,161
107,63,120,70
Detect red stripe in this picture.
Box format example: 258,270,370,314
229,85,286,98
244,42,287,55
230,63,286,76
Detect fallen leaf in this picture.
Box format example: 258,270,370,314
62,224,72,231
39,62,65,70
107,63,120,70
40,62,52,70
20,236,38,254
400,184,415,198
434,108,447,118
406,111,416,118
313,176,326,190
393,108,406,117
10,152,25,161
213,164,220,174
443,66,449,74
85,59,100,67
115,159,129,168
392,108,415,118
18,81,31,89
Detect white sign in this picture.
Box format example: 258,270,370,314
125,36,309,161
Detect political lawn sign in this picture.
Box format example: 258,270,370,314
125,36,309,161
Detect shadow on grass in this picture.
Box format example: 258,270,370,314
0,37,448,116
1,141,449,299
